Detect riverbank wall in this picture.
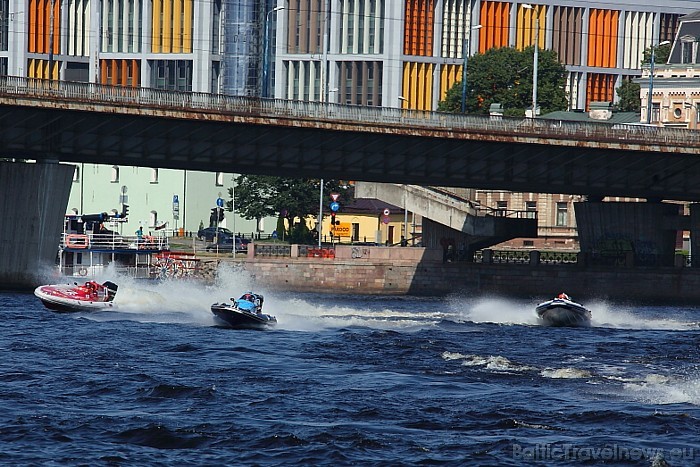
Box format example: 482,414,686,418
199,244,700,304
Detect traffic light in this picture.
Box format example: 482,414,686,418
330,212,340,225
210,208,218,227
218,207,225,222
121,204,129,218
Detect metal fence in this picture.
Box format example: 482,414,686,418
2,75,700,150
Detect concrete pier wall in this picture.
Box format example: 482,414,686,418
0,162,74,289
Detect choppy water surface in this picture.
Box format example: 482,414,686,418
1,267,699,465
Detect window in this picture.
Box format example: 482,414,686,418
496,201,507,216
151,168,159,183
111,165,119,182
651,103,661,123
556,202,568,226
681,40,695,64
73,165,80,182
215,172,224,186
525,201,537,219
352,223,360,242
696,103,700,123
149,210,158,228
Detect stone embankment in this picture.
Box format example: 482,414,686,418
192,245,700,304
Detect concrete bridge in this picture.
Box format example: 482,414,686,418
2,76,700,288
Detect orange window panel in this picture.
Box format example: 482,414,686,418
439,64,460,101
28,0,37,52
152,0,162,52
162,0,172,53
131,60,140,87
588,9,618,68
183,0,193,53
586,73,615,110
173,0,182,52
51,0,60,55
479,1,510,53
404,0,434,56
402,61,434,110
37,0,45,53
100,60,108,84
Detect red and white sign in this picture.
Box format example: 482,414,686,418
330,192,340,202
383,208,391,216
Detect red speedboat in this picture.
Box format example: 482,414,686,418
34,281,119,312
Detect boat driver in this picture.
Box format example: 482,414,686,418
558,293,570,300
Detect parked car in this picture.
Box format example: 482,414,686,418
206,236,248,253
197,227,233,242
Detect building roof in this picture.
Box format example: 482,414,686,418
540,110,641,125
342,198,403,214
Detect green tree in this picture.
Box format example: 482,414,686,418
438,46,568,116
615,78,641,112
227,176,348,242
641,43,671,66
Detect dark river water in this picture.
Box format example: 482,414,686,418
2,267,699,465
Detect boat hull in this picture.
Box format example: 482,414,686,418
34,284,117,313
535,299,591,327
211,303,276,330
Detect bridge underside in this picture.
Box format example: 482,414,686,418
2,104,700,201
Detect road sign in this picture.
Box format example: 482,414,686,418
330,202,340,212
173,194,180,220
330,192,340,202
383,208,391,216
382,215,391,224
216,197,224,208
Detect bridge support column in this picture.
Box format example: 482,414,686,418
0,161,74,289
690,203,700,268
574,201,680,267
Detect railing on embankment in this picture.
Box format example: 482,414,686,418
251,243,692,268
235,244,700,302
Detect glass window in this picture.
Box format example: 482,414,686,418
215,172,224,186
651,103,661,123
151,168,159,183
681,41,694,64
525,201,537,219
149,211,158,228
556,202,568,226
72,165,80,182
111,165,119,183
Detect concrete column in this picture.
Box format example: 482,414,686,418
690,203,700,267
0,161,74,289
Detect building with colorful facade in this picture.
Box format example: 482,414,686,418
1,1,698,109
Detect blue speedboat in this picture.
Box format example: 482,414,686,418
211,292,276,330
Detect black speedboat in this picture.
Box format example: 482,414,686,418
535,294,591,327
211,292,276,330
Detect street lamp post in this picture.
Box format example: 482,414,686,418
523,4,539,117
262,6,284,98
646,40,671,124
460,5,481,113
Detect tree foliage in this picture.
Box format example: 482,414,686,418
438,46,568,116
227,176,350,243
641,43,671,66
615,79,641,112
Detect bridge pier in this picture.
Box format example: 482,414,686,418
0,161,74,289
574,201,683,267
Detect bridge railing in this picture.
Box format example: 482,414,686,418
2,75,700,148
